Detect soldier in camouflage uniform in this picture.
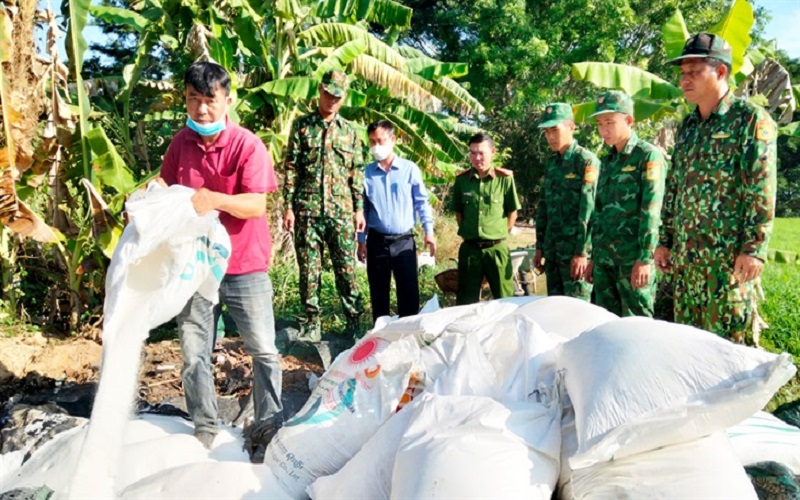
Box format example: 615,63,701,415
534,103,600,300
587,90,666,317
656,34,777,344
283,70,365,340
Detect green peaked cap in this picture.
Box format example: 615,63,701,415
589,90,634,118
538,103,574,128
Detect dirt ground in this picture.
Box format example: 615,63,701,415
0,225,541,406
0,331,324,405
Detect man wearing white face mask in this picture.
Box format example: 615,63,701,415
159,62,283,462
357,120,436,323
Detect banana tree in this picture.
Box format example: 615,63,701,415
568,0,796,145
91,0,481,177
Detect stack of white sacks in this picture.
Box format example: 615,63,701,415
2,296,798,499
125,295,798,499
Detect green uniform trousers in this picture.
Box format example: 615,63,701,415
544,252,592,300
593,259,655,317
295,215,363,327
456,240,515,305
673,263,755,344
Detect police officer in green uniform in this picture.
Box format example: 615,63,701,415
450,132,522,305
283,70,365,340
587,90,666,317
534,103,600,300
656,34,777,344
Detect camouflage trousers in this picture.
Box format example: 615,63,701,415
673,263,755,344
593,257,655,317
294,215,364,328
544,250,591,301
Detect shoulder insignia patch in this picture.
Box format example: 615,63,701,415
621,165,637,172
756,120,775,141
565,172,577,179
495,167,513,177
711,132,730,139
583,165,598,184
645,161,661,181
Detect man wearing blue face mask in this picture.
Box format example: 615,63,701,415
159,61,282,463
357,120,436,323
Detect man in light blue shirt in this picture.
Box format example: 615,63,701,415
357,120,436,323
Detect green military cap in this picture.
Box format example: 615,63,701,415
538,103,574,128
668,33,733,66
589,90,634,118
321,69,348,97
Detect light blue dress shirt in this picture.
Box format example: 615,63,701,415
358,156,434,243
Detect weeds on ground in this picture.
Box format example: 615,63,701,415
760,261,800,410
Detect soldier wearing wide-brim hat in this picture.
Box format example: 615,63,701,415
282,69,366,341
587,90,666,317
656,33,777,344
534,102,599,301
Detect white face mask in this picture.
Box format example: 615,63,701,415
370,144,393,162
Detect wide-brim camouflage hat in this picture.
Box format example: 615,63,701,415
668,33,733,66
321,69,347,97
538,103,574,128
589,90,634,118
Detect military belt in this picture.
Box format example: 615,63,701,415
465,238,504,249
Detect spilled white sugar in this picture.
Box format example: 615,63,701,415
18,185,233,499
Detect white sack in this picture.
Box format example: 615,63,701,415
557,317,797,469
571,433,757,499
515,296,618,340
557,400,578,500
2,415,246,495
120,462,291,500
390,395,561,500
374,301,519,344
307,394,433,500
727,411,800,474
264,335,420,498
68,185,231,499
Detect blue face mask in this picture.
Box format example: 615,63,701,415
186,117,226,136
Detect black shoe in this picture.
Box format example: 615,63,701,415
243,419,283,463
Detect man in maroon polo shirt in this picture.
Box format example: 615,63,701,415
159,62,282,462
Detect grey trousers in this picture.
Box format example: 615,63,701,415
176,272,283,434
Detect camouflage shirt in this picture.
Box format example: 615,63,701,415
660,92,777,265
535,141,600,258
283,111,365,218
450,167,521,241
592,133,666,264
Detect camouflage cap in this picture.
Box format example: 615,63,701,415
538,103,574,128
668,33,733,66
321,69,348,97
589,90,634,118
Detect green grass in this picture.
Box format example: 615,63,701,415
771,218,800,253
761,217,800,410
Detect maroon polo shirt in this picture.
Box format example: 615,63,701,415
161,118,277,274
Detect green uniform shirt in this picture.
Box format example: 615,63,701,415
535,141,600,257
660,92,777,265
450,167,521,241
592,132,666,265
283,111,365,217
